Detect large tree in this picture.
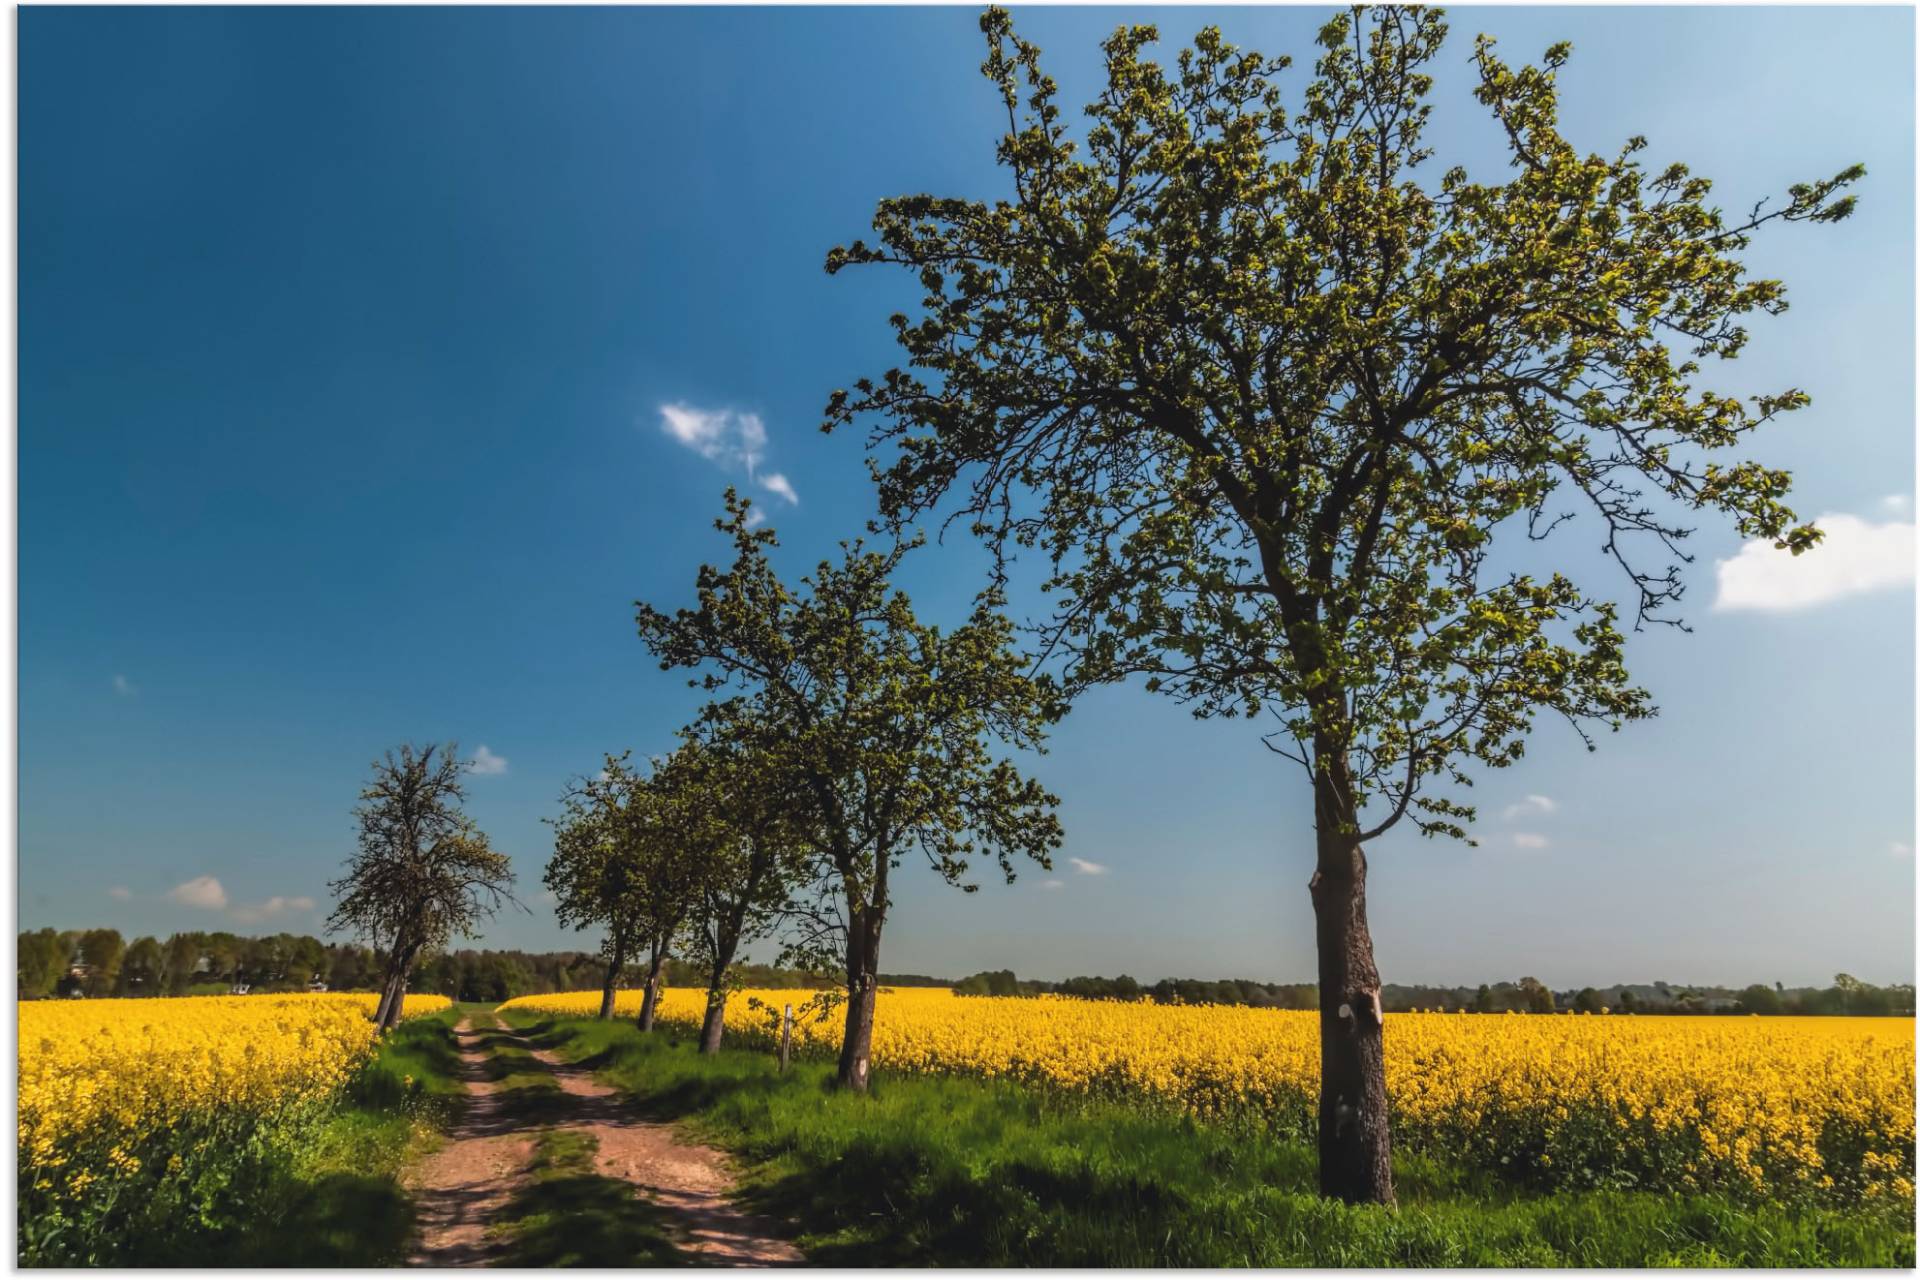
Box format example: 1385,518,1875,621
636,493,1064,1090
824,7,1861,1200
328,743,516,1030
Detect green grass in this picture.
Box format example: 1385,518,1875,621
150,1006,469,1267
502,1011,1917,1268
487,1127,687,1266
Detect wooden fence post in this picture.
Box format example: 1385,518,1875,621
779,1002,793,1073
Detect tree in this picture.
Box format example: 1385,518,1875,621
120,937,165,995
636,494,1064,1090
17,929,65,998
823,7,1860,1201
546,753,703,1023
673,723,804,1054
1572,986,1603,1013
1518,976,1556,1014
1738,983,1783,1015
328,743,516,1031
162,933,203,994
78,929,125,997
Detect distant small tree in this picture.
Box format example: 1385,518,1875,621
17,929,64,998
328,743,516,1031
120,937,165,995
78,929,125,997
1518,976,1556,1014
637,494,1064,1091
1738,983,1783,1015
1571,986,1604,1013
1473,983,1496,1013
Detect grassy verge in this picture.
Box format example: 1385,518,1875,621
141,1005,470,1267
502,1011,1916,1268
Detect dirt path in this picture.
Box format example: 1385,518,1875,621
406,1015,803,1267
520,1032,805,1265
405,1018,535,1266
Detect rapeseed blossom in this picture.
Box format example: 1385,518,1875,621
499,987,1913,1205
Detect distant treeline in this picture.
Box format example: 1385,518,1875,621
21,926,1913,1015
951,969,1917,1016
16,926,949,1004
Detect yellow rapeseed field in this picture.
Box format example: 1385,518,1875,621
498,986,1914,1205
18,992,450,1207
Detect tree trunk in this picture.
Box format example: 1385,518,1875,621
835,906,883,1091
699,984,727,1054
637,943,667,1032
599,934,626,1021
377,967,408,1032
1308,759,1394,1205
373,966,405,1029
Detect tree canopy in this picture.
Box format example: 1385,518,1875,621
636,491,1064,1088
823,4,1861,1199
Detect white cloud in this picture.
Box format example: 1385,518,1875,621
1893,842,1913,859
1512,832,1551,850
1039,879,1065,891
1068,857,1109,876
1882,495,1910,514
112,674,135,696
1501,794,1557,821
656,402,799,506
468,745,508,776
1714,513,1915,612
166,875,228,910
744,508,768,530
107,886,131,901
229,895,317,925
759,472,799,506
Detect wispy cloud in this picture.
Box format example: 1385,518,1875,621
1068,857,1109,876
1039,879,1065,891
759,472,799,506
112,674,135,697
108,886,131,901
1882,494,1910,514
468,745,508,776
166,875,228,910
656,402,800,507
229,895,317,925
1714,512,1915,612
1512,833,1551,851
1893,841,1913,859
1501,794,1557,821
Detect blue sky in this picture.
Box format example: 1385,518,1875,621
20,5,1915,987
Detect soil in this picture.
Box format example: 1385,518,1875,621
405,1017,803,1267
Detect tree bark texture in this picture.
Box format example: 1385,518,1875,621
1310,760,1395,1205
599,934,626,1021
699,985,728,1054
836,906,883,1091
637,943,667,1032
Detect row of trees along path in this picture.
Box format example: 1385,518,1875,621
330,4,1864,1217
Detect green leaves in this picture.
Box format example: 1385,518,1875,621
634,490,1064,963
825,6,1857,843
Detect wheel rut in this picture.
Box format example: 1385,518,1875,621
405,1014,803,1267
